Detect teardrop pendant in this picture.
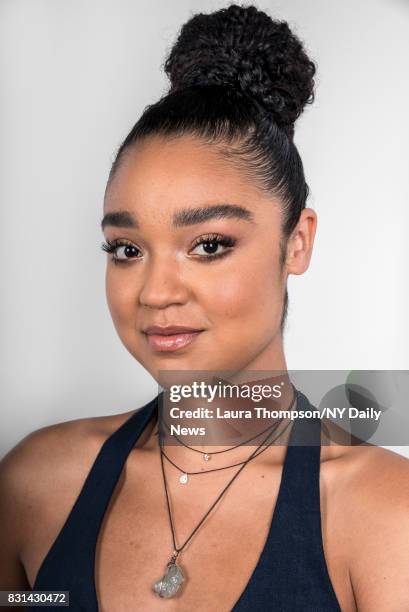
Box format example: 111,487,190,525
179,472,188,484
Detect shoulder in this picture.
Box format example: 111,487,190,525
350,445,409,611
324,441,409,610
0,409,135,494
0,409,136,574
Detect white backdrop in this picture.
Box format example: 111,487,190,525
1,0,408,456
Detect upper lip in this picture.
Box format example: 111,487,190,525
143,325,204,336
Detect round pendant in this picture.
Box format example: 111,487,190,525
203,453,211,461
179,472,188,484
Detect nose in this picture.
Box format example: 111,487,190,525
138,255,190,309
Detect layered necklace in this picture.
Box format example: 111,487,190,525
152,387,297,599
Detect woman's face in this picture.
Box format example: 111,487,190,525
102,134,315,384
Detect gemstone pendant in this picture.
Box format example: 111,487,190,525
179,472,188,484
153,560,185,598
203,453,211,461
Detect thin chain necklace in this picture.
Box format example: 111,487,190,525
160,385,297,484
160,412,285,464
152,390,297,599
161,415,285,484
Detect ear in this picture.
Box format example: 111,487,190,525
285,208,317,275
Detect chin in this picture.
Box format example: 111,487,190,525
141,354,218,382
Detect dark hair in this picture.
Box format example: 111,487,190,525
108,3,316,332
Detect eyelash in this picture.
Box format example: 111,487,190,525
100,233,236,266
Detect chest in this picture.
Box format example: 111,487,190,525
93,455,350,612
95,462,285,612
26,448,356,612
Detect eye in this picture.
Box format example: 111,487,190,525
101,239,141,265
101,233,237,265
190,233,236,261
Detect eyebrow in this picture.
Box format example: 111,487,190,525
100,203,255,231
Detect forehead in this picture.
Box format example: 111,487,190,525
104,134,280,225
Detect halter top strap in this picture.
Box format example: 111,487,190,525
233,389,340,610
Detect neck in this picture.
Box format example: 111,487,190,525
157,333,294,468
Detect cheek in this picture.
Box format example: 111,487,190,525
105,269,138,329
201,257,282,324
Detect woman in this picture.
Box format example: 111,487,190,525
1,4,409,611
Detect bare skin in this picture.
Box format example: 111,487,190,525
1,134,409,610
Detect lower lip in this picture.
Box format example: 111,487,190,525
145,331,203,352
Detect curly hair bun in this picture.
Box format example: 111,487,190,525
164,3,316,132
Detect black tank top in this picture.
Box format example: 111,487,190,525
31,389,342,611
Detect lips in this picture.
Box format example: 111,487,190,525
142,325,204,352
143,325,203,335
